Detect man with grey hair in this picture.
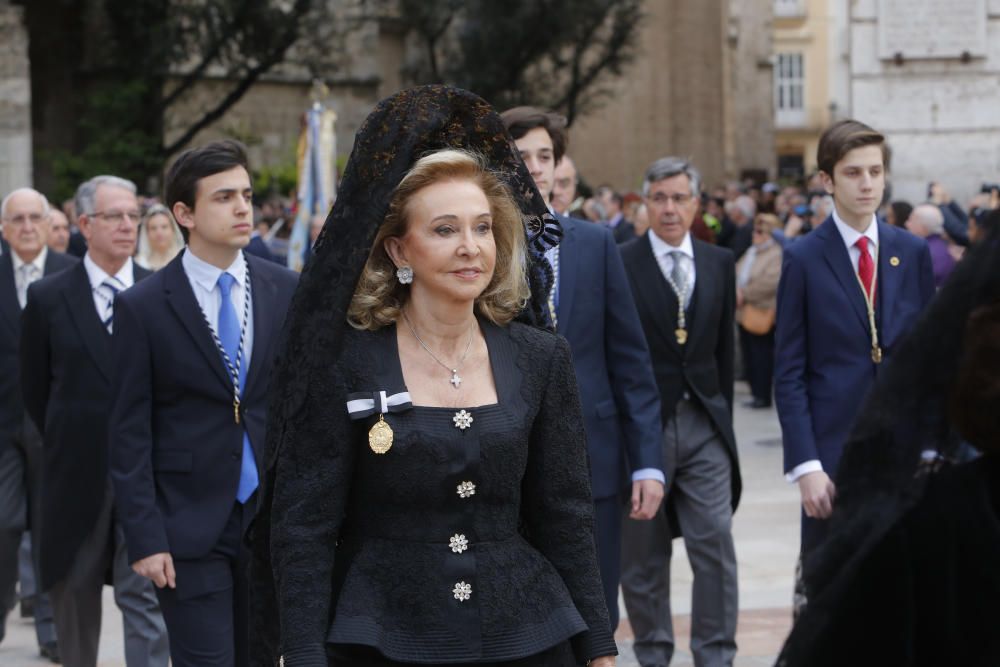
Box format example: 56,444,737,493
21,175,168,666
0,187,75,660
723,194,756,260
905,203,956,288
619,157,741,667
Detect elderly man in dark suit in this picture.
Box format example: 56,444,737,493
0,187,75,660
110,141,298,667
21,176,168,667
501,106,664,637
619,157,741,667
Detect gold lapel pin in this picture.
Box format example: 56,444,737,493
890,256,900,267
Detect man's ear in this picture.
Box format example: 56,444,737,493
819,171,835,195
172,202,195,235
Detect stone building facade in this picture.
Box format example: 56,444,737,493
846,0,1000,205
0,0,32,195
6,1,776,198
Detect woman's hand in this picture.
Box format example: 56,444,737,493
589,656,616,667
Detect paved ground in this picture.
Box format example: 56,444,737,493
1,382,799,666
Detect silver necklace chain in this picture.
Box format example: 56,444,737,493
401,311,475,389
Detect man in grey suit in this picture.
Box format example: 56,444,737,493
21,176,168,667
619,158,741,667
0,187,73,661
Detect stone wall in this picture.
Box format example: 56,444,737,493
0,1,32,195
569,0,774,194
848,0,1000,205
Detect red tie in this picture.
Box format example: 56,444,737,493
856,236,875,305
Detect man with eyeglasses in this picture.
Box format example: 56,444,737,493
20,176,168,667
619,157,740,667
0,187,76,661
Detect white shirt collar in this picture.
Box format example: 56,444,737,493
10,246,47,274
647,228,694,259
83,252,134,290
181,247,247,294
831,206,879,251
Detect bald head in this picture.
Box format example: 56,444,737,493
905,203,944,237
1,188,51,262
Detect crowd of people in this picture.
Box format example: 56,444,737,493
0,82,997,667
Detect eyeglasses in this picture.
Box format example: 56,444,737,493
648,193,694,207
2,213,48,227
90,210,142,224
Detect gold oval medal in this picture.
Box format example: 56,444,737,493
369,415,393,454
675,328,688,345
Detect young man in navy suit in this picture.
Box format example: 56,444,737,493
110,141,298,666
775,120,935,558
501,106,664,636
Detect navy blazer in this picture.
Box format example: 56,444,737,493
20,259,150,588
110,251,297,564
0,249,77,447
774,218,934,478
554,215,662,499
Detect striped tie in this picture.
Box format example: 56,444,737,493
100,278,122,333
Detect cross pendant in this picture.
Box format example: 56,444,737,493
450,370,462,388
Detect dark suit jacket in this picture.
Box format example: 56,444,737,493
20,259,151,589
774,218,934,479
110,251,297,565
611,219,637,244
0,249,78,449
554,215,662,499
619,233,741,511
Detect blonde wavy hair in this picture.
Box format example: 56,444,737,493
348,149,529,330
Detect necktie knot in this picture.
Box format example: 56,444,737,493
855,236,869,254
217,272,236,296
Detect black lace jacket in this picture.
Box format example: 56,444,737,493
257,319,615,665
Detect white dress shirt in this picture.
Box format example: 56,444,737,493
785,207,879,484
12,246,47,308
648,229,696,307
83,253,134,317
181,248,254,373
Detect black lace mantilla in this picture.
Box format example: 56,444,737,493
250,86,575,665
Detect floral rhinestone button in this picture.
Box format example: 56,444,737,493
453,410,473,430
456,481,476,498
450,534,469,554
453,581,472,601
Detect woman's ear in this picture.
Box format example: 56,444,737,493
383,237,406,268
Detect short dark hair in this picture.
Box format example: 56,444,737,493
816,119,890,179
164,140,249,241
499,106,568,163
595,185,623,208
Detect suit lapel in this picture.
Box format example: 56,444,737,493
688,241,713,353
817,219,869,331
555,219,578,331
876,222,904,345
162,254,233,392
0,253,19,338
63,262,112,381
632,234,683,354
244,256,277,396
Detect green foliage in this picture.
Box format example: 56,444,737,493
47,80,164,201
254,161,299,199
400,0,644,124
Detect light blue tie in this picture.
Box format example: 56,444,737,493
217,272,258,503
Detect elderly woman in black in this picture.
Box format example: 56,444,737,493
250,87,616,667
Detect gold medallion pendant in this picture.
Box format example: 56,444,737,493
675,328,688,345
871,347,883,364
369,414,393,454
